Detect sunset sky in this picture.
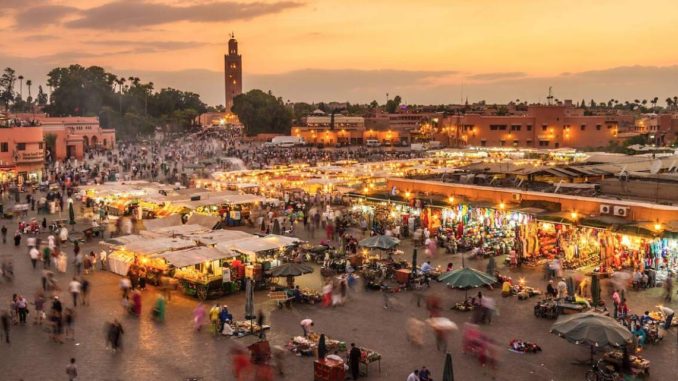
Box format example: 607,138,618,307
2,0,678,106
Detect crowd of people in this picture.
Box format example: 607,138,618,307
0,130,675,381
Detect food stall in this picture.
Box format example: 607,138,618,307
154,246,242,300
106,237,196,278
224,234,302,289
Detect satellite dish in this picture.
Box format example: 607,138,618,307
650,160,662,175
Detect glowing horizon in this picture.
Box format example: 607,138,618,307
2,0,678,105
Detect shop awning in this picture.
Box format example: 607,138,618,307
229,234,300,254
615,222,662,238
189,230,254,246
513,207,545,215
221,194,266,205
125,237,196,256
155,247,233,268
141,224,209,238
141,214,183,230
537,211,578,224
579,215,630,229
186,214,220,229
101,234,145,247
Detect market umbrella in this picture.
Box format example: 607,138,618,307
438,267,496,298
485,256,495,276
270,263,314,277
591,275,601,307
550,312,633,363
318,334,327,359
270,263,314,288
358,235,400,250
442,352,454,381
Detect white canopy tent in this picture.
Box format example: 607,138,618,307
229,234,300,255
141,215,183,231
124,237,196,256
140,224,209,238
189,230,254,246
154,246,237,268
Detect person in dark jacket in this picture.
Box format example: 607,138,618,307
349,342,362,380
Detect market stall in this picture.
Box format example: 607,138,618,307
154,246,241,300
106,237,196,276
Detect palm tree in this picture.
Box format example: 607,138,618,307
116,78,125,112
25,80,32,100
25,79,33,117
651,97,658,111
666,97,672,110
673,96,678,110
17,75,23,100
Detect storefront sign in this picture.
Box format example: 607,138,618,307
16,151,44,163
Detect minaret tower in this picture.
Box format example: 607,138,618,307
224,32,242,112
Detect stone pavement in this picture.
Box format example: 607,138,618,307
0,206,676,381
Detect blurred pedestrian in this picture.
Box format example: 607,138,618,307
29,245,40,269
209,304,220,335
16,295,28,325
406,318,425,347
64,308,75,340
33,293,45,325
107,319,124,351
349,343,361,380
1,310,10,343
300,318,314,336
152,294,166,322
193,302,206,332
68,277,81,307
65,358,78,381
80,278,90,306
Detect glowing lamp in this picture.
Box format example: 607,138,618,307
570,211,578,220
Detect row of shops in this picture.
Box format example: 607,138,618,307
346,194,678,274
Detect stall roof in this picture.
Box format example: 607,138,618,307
125,237,196,255
141,215,183,231
229,234,300,254
101,234,145,247
186,214,220,229
189,230,254,246
142,224,209,238
222,194,266,205
155,246,234,268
